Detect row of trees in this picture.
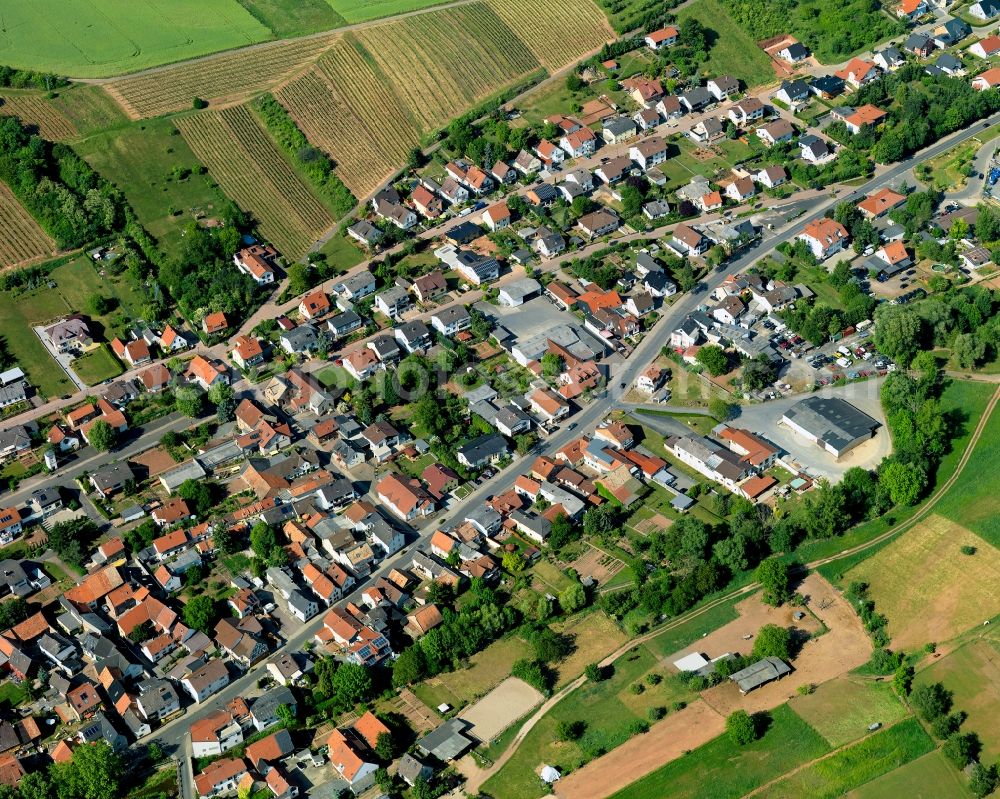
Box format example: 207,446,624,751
0,116,129,248
253,95,355,218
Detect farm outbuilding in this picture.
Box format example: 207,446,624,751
729,656,791,693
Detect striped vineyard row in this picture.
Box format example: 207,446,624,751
177,105,333,258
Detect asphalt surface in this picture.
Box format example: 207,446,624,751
145,109,1000,762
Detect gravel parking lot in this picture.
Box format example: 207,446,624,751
734,379,890,480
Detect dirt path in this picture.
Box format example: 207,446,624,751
69,0,482,84
742,718,910,798
552,700,726,799
465,385,1000,794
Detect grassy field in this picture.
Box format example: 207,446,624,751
235,0,346,37
923,139,980,191
791,678,909,747
326,0,450,23
846,750,972,799
319,232,366,272
76,118,230,257
814,379,996,579
915,635,1000,762
934,394,1000,547
411,636,531,712
675,0,777,88
0,256,144,396
761,719,934,799
0,181,56,270
674,136,756,179
71,344,124,385
847,514,1000,651
177,104,333,258
0,0,271,77
481,640,695,799
550,611,629,686
608,704,830,799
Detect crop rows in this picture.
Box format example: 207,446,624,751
276,39,419,196
0,182,56,270
485,0,614,70
0,95,78,141
106,32,342,119
177,105,332,258
356,4,539,130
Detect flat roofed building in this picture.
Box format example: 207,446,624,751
781,396,880,458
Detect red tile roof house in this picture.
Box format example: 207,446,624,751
411,185,443,219
195,757,249,799
326,729,378,792
231,335,266,369
202,311,229,336
797,218,850,259
843,104,887,135
375,473,435,521
140,363,172,393
110,337,152,367
234,244,278,286
834,57,880,88
298,290,331,321
645,25,679,49
187,355,229,391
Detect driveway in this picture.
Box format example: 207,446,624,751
733,379,891,479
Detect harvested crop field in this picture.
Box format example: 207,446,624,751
0,94,78,140
458,677,544,743
105,32,341,119
0,182,56,270
177,104,332,257
484,0,613,70
847,513,1000,650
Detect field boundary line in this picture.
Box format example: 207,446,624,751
472,385,1000,792
741,718,912,798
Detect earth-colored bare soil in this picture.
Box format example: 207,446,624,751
698,573,871,717
549,574,868,799
459,677,545,743
552,700,726,799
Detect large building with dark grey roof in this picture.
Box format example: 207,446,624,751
781,396,880,458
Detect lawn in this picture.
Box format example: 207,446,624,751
921,139,979,192
531,560,576,594
0,681,29,711
847,513,1000,651
790,677,909,747
674,137,755,180
71,344,124,385
675,0,776,88
0,0,272,77
314,365,354,390
914,636,1000,762
325,0,450,24
411,635,532,712
480,640,696,799
761,718,934,799
76,118,233,258
608,704,831,799
845,750,972,799
933,391,1000,547
318,232,366,273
